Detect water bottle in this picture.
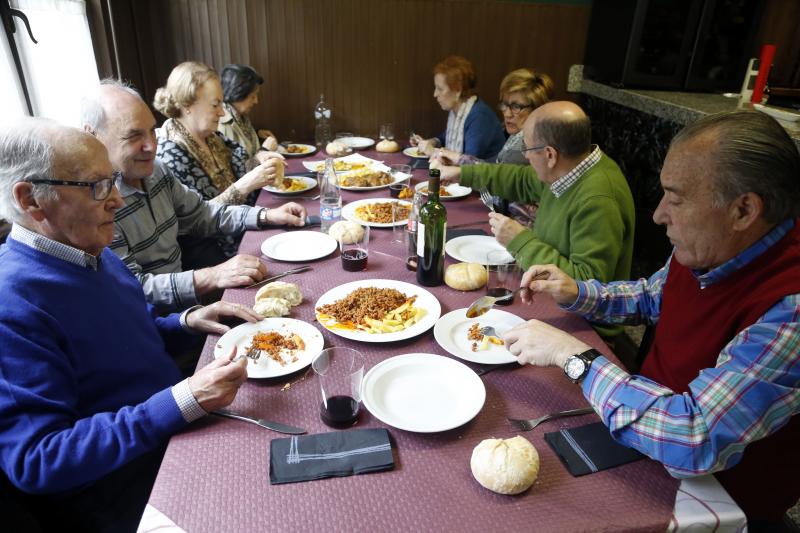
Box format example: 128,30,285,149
319,158,341,234
405,190,423,271
314,94,332,148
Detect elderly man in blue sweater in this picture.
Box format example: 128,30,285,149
0,118,261,531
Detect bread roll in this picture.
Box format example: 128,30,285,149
376,139,400,153
470,436,540,495
261,136,278,152
255,281,302,306
445,262,487,291
252,297,291,318
326,141,349,157
328,220,365,244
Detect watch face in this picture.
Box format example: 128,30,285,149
565,356,587,380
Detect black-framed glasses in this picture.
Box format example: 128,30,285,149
497,101,534,114
29,171,123,201
521,144,548,154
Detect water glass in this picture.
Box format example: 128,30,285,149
388,164,412,199
340,223,369,271
312,347,365,428
391,201,410,244
379,123,395,141
486,250,520,306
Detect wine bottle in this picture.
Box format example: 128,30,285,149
416,169,447,286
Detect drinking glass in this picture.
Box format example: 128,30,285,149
312,347,365,428
388,163,412,199
486,250,520,306
340,223,369,271
379,123,395,141
391,201,410,244
335,132,354,154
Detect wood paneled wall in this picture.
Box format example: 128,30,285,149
99,0,590,142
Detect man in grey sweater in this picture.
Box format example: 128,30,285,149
81,80,306,311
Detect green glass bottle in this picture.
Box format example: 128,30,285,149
416,169,447,286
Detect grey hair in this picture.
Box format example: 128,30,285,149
0,118,61,223
80,78,142,133
671,110,800,224
534,114,592,157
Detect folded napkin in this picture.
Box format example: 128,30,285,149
447,228,488,241
269,428,394,485
544,421,643,477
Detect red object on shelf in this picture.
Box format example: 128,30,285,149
751,44,776,103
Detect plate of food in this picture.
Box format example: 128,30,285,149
314,279,441,343
341,198,411,227
403,147,428,159
302,153,384,173
263,176,317,195
213,318,324,378
445,235,514,265
361,353,485,432
261,231,338,261
414,181,472,200
277,143,317,158
433,308,523,365
338,168,408,191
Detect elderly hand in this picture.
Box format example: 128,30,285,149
261,135,279,152
188,348,248,412
503,319,592,368
416,138,439,156
409,133,423,147
488,212,525,246
519,264,579,306
185,300,262,335
254,148,284,165
193,254,267,295
267,202,307,226
238,158,287,193
429,159,462,182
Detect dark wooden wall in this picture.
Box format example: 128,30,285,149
91,0,591,142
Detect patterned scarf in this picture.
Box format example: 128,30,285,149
162,118,237,192
219,102,260,158
444,95,476,153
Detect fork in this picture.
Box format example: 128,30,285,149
507,406,595,432
296,194,321,201
478,188,495,213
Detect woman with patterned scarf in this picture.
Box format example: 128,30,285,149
218,64,279,159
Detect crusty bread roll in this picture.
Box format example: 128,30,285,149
326,141,349,157
328,220,365,244
261,136,278,152
255,281,302,306
376,139,400,153
252,297,291,318
445,262,487,291
471,436,540,495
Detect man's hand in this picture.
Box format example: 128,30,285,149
416,138,439,156
428,159,461,182
266,202,307,226
188,348,248,412
193,254,267,295
185,300,262,335
503,319,591,368
520,264,579,306
489,212,525,246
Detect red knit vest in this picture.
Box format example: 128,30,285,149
641,223,800,520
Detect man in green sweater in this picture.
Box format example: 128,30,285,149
457,101,635,338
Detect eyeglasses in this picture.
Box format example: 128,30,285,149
521,144,548,154
29,171,123,201
497,101,534,114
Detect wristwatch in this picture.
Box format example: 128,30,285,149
257,208,270,229
563,348,602,384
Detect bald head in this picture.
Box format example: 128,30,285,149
524,100,591,158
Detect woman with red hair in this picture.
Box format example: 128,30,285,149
411,55,505,161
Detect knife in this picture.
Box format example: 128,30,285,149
212,409,306,435
246,265,312,290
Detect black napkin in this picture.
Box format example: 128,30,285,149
544,421,644,476
447,228,488,241
269,428,394,485
409,158,429,170
286,171,317,178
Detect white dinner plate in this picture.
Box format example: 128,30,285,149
361,353,486,432
342,198,411,227
277,143,318,158
213,318,324,379
314,279,441,343
262,176,317,195
337,136,375,150
261,231,338,261
403,147,428,159
433,308,524,364
414,181,472,200
338,170,410,192
445,235,514,265
302,153,384,173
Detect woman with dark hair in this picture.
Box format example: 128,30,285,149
410,55,505,161
218,64,278,158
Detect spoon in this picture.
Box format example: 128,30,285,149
465,287,527,318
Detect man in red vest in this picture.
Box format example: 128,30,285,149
502,110,800,531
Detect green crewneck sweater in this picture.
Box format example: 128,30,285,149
461,153,635,338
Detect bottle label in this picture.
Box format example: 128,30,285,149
416,222,425,257
441,222,447,255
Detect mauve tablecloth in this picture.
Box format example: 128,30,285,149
147,150,679,532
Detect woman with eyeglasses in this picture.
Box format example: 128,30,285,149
410,55,505,161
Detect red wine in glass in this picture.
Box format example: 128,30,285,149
341,248,367,271
320,395,359,428
486,287,513,306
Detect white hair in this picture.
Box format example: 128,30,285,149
0,118,60,223
80,78,142,133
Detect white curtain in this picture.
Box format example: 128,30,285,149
10,0,99,125
0,27,28,119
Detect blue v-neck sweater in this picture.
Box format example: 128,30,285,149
0,238,188,494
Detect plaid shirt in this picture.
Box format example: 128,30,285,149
566,218,800,477
549,145,601,198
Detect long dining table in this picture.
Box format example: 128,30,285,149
139,148,744,532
